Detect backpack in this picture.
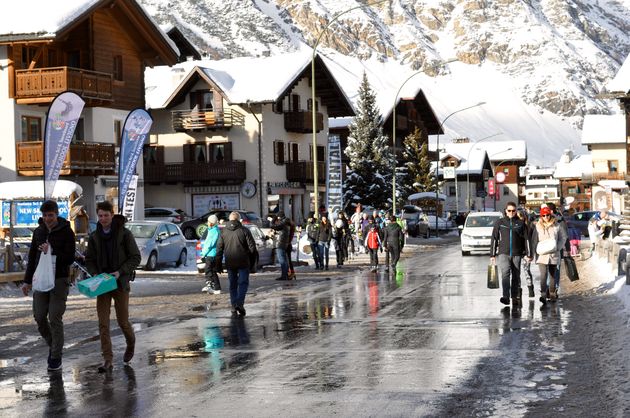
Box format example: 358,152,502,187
366,230,380,249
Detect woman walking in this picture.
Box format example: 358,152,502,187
530,206,567,304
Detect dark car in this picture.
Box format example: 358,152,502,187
181,209,263,239
566,210,620,237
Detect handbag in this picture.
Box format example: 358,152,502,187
536,238,556,255
32,251,56,292
487,262,499,289
563,256,580,282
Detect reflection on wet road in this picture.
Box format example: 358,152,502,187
1,243,573,416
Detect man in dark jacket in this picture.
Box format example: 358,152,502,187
271,212,291,281
490,201,530,308
22,200,76,371
306,218,321,269
217,212,257,317
85,201,141,372
383,215,404,272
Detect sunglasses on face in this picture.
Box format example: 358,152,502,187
542,214,551,217
506,209,516,213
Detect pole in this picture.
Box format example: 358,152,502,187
434,102,486,236
455,173,459,215
311,0,388,218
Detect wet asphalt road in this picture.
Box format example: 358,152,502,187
1,242,580,417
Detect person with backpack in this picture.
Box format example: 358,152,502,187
383,215,404,272
365,223,383,272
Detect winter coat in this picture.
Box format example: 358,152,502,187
530,220,567,265
85,216,141,291
362,222,379,240
271,218,291,250
201,225,220,258
306,222,319,242
24,216,76,284
490,216,529,257
317,221,332,243
365,228,382,250
383,222,404,248
217,220,257,270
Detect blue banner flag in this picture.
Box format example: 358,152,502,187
44,92,85,199
118,109,152,214
326,135,343,214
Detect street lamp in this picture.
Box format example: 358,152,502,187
310,0,388,218
391,59,458,214
465,132,503,211
434,102,486,236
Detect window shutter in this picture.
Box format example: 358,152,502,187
182,144,194,163
224,142,233,161
290,143,299,162
274,141,285,165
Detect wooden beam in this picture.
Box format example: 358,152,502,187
0,272,24,283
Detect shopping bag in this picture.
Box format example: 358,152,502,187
32,251,56,292
77,273,118,298
487,262,499,289
563,256,580,282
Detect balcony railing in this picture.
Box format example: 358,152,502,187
16,141,116,176
582,172,630,183
284,111,324,133
285,160,326,184
15,67,113,101
144,160,246,184
172,109,245,132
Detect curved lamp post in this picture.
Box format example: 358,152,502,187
391,58,458,214
491,153,514,210
311,0,388,218
434,102,485,237
465,132,503,211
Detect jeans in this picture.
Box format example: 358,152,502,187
276,248,289,279
369,248,379,267
497,254,522,299
33,277,69,360
309,240,320,267
97,287,135,362
317,241,330,267
227,268,250,307
387,244,401,267
538,263,558,295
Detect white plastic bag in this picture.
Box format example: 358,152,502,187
32,251,56,292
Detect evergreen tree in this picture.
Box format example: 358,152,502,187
344,72,395,211
399,127,434,203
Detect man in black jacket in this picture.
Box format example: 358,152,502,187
22,200,76,371
217,212,257,317
383,215,404,272
490,201,531,308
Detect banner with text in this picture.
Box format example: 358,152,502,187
326,135,343,214
44,92,85,199
1,200,70,228
121,175,139,221
118,109,152,215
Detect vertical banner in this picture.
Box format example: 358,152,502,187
118,108,152,215
121,175,139,221
44,92,85,199
326,135,343,213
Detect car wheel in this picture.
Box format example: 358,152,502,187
183,227,196,240
176,249,187,267
146,252,158,271
461,250,470,256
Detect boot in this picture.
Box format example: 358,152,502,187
500,297,510,305
528,285,535,298
512,297,520,309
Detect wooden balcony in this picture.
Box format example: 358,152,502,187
15,67,113,104
582,172,630,184
284,111,324,133
144,160,246,184
172,109,245,132
16,141,116,176
286,160,326,184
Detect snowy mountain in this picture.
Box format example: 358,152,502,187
139,0,630,164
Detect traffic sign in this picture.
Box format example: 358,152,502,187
443,166,455,179
496,172,506,183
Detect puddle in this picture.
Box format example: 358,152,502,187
0,357,30,368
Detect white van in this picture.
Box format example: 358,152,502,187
460,211,503,255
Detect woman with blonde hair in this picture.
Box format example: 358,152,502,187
530,206,567,304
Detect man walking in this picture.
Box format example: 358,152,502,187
305,217,321,269
217,212,257,317
85,201,141,372
200,214,221,294
271,212,291,281
22,200,76,371
383,215,404,272
490,201,530,308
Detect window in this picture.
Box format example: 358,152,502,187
114,120,122,146
567,186,578,194
190,90,214,110
503,186,509,196
308,145,326,162
448,186,456,196
210,143,232,162
166,224,180,237
113,55,123,81
534,192,541,198
21,116,41,141
193,144,207,163
288,94,300,112
72,119,85,143
274,140,285,165
288,142,299,162
609,160,619,173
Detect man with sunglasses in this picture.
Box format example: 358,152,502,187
490,202,531,308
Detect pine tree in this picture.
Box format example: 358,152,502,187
399,127,434,202
344,72,395,211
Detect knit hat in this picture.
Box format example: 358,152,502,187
207,214,219,224
540,207,552,216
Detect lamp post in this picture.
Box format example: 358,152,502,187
465,132,503,211
310,0,388,218
434,102,486,236
391,59,457,214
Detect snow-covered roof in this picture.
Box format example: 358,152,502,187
408,192,447,201
581,114,626,144
0,180,82,200
554,153,592,179
607,54,630,93
430,140,525,175
0,0,179,57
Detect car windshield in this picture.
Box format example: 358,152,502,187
465,216,500,228
128,224,157,239
402,212,419,220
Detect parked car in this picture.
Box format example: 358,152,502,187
566,210,620,237
426,215,454,235
181,209,264,240
144,207,189,224
460,211,503,255
126,221,188,270
195,223,274,273
402,209,430,238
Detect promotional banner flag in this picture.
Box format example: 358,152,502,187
326,135,343,214
121,175,139,221
118,109,152,215
44,92,85,199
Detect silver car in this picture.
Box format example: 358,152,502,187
126,221,188,270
